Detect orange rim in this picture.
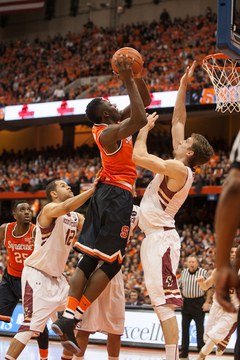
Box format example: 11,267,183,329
203,53,240,71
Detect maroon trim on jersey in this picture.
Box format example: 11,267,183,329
162,247,183,307
18,280,33,333
18,324,31,332
158,177,176,210
39,220,56,245
216,322,237,351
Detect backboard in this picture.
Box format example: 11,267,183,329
217,0,240,61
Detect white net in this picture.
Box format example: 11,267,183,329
202,53,240,113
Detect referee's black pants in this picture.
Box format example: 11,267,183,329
181,296,205,356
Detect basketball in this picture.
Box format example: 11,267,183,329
111,47,143,75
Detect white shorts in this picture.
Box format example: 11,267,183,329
204,300,238,348
76,270,125,335
140,228,182,308
18,266,69,333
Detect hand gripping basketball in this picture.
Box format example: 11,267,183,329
111,47,143,75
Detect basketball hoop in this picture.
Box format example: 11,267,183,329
202,53,240,113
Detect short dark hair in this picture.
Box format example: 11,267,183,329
130,289,139,295
187,254,199,262
85,98,104,124
13,200,29,212
187,133,214,168
46,179,59,202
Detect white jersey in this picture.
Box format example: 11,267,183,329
139,167,194,231
24,211,79,277
213,287,240,309
128,204,140,241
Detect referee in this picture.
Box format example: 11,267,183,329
178,254,212,360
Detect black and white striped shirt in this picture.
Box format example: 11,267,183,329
178,267,209,298
230,130,240,169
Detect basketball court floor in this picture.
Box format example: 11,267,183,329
0,336,234,360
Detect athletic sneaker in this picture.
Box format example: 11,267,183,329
57,311,81,329
51,317,81,355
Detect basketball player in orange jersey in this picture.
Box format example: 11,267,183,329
69,186,140,360
58,199,140,360
132,61,214,360
4,174,100,360
52,55,151,354
0,201,49,360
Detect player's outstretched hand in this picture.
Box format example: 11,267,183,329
113,54,134,81
180,60,197,86
143,112,159,132
215,265,240,313
92,169,101,190
196,276,205,283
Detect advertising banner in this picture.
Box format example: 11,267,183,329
3,88,216,122
0,304,235,353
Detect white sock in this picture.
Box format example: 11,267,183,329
199,338,214,358
74,306,83,320
4,356,16,360
72,356,84,360
108,357,119,360
165,344,178,360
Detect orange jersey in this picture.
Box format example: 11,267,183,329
4,222,35,277
92,124,137,191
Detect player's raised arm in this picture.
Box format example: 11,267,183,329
133,112,188,185
120,69,152,120
40,172,100,226
171,61,197,151
101,55,148,145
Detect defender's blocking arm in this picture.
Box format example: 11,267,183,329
171,61,197,151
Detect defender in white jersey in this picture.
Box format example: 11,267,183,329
132,62,214,360
195,247,240,359
74,203,140,360
4,175,100,360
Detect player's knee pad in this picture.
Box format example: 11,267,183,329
77,255,98,279
15,330,35,345
36,325,49,350
100,261,121,281
154,305,175,322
